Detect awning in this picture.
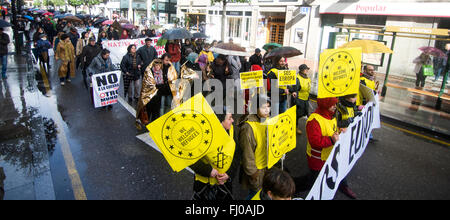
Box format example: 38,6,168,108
319,2,450,18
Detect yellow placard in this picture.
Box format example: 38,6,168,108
266,106,297,169
240,70,264,89
318,48,361,98
147,93,233,172
278,70,297,86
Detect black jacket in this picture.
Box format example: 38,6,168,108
267,67,288,102
79,44,102,69
136,45,157,73
249,54,263,67
120,53,143,79
0,33,9,56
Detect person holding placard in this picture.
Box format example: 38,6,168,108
294,97,339,193
238,94,271,200
289,64,311,135
190,108,239,201
294,97,357,199
267,56,289,115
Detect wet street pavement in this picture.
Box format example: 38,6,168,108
1,46,450,200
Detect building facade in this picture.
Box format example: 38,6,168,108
177,0,450,81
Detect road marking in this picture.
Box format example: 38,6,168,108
119,97,195,174
136,133,195,174
40,66,87,200
117,96,136,117
381,122,450,147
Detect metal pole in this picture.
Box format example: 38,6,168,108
381,32,397,97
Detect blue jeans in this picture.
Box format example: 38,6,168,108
279,99,287,114
0,55,7,77
435,67,444,81
160,95,173,116
173,61,180,75
272,99,288,116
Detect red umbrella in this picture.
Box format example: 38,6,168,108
43,12,54,16
121,23,136,30
102,20,113,25
419,46,447,57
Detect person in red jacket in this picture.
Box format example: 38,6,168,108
167,40,181,75
294,97,357,199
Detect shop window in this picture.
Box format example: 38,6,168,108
228,17,242,38
356,15,387,26
321,14,344,27
245,17,251,41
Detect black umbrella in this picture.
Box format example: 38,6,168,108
93,18,108,26
161,28,193,40
265,46,302,59
192,32,208,39
0,20,11,28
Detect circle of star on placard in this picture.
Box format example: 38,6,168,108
269,115,294,159
321,51,357,95
161,109,213,160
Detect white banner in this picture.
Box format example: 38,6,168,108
91,71,122,108
306,95,381,200
102,37,166,66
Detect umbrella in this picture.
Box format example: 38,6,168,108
35,10,46,14
23,15,34,21
161,28,193,40
54,14,66,19
210,43,249,56
0,20,11,28
419,46,446,57
264,46,302,59
339,39,393,54
102,20,113,25
118,18,129,24
192,32,208,39
43,12,54,16
94,18,108,25
121,23,135,30
263,43,282,51
62,16,82,23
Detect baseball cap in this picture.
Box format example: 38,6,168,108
299,64,310,71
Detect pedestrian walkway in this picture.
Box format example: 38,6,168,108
0,38,56,200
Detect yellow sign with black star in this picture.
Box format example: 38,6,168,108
147,93,234,172
266,106,297,169
318,48,361,98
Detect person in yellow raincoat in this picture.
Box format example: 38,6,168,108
55,33,75,86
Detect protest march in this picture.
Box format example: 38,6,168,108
14,4,449,204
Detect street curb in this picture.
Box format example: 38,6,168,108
380,114,450,142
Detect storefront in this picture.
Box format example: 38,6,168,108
319,1,450,135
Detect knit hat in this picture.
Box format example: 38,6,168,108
317,97,338,110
